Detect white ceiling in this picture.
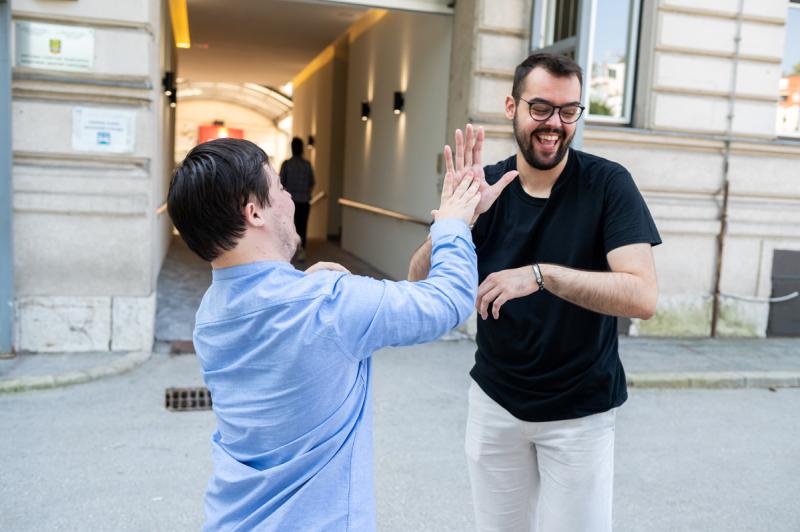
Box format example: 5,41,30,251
178,0,368,88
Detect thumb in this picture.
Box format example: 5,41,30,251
489,170,518,196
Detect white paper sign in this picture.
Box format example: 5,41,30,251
72,107,136,154
15,21,95,72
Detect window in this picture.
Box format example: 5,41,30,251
777,0,800,137
586,0,640,122
530,0,641,124
531,0,640,123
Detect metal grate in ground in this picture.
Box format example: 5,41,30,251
165,386,212,411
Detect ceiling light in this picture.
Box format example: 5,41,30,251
168,0,191,49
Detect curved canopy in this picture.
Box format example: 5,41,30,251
176,82,293,122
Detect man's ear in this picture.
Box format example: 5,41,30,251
505,95,517,121
243,202,266,228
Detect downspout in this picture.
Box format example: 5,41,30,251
710,0,744,337
0,0,14,355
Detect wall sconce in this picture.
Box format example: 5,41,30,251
162,71,175,96
393,91,405,115
307,135,315,149
361,101,371,122
162,71,177,108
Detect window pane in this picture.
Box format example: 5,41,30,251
545,0,579,46
588,0,633,119
777,5,800,136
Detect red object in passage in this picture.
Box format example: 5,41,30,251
198,125,244,144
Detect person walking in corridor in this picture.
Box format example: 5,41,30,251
280,136,315,261
408,53,661,531
167,137,489,531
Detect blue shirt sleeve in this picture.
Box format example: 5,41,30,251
319,219,477,361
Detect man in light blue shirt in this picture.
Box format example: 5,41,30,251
166,137,515,531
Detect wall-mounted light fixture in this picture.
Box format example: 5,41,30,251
393,91,405,115
162,71,177,108
307,135,315,149
162,71,175,96
361,101,371,122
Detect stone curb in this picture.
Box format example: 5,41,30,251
627,370,800,389
0,351,152,394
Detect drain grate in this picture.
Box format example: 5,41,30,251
170,340,195,354
165,387,212,411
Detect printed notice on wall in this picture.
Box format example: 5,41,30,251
72,107,136,154
15,21,95,73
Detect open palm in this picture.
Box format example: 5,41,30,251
445,124,517,222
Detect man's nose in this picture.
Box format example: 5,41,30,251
544,109,564,128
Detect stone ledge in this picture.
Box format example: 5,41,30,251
0,351,151,394
628,371,800,389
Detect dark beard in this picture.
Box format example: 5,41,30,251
513,116,573,170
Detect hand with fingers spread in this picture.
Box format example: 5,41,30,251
444,124,519,224
476,266,539,320
433,166,482,225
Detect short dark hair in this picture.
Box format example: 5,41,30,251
291,137,303,157
167,138,270,262
512,52,583,102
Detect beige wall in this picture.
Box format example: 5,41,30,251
445,0,800,336
10,0,173,351
291,36,348,241
341,11,453,279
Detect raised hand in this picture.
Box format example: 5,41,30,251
433,167,481,226
444,124,518,223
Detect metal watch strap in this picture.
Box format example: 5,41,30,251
532,263,545,292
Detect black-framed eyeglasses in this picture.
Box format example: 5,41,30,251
520,97,585,124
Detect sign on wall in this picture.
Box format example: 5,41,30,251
15,21,95,72
72,107,136,154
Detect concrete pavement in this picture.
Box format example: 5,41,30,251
1,340,799,531
2,335,799,394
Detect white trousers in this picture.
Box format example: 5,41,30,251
465,381,616,532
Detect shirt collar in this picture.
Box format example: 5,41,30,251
212,260,294,281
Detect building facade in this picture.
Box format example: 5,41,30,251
1,0,799,354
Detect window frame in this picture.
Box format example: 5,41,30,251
584,0,642,125
530,0,642,126
777,0,800,139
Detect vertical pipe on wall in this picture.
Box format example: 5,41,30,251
0,0,14,354
710,0,744,338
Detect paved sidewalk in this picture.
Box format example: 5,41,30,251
620,337,800,388
2,341,798,531
1,335,799,394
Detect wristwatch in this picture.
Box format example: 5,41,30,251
531,263,545,292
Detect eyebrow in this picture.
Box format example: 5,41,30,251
527,97,582,106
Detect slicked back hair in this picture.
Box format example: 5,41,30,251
167,138,270,262
511,52,583,102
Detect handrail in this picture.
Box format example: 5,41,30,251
310,190,326,206
338,198,429,227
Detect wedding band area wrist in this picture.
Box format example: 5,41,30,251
531,263,545,292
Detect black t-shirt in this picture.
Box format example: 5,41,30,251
471,149,662,422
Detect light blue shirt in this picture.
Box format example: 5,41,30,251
193,219,477,531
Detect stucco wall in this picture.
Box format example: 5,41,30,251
10,0,171,351
291,37,348,241
341,11,452,280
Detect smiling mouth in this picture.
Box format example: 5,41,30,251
533,132,562,151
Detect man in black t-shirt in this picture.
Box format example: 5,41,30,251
409,53,660,531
